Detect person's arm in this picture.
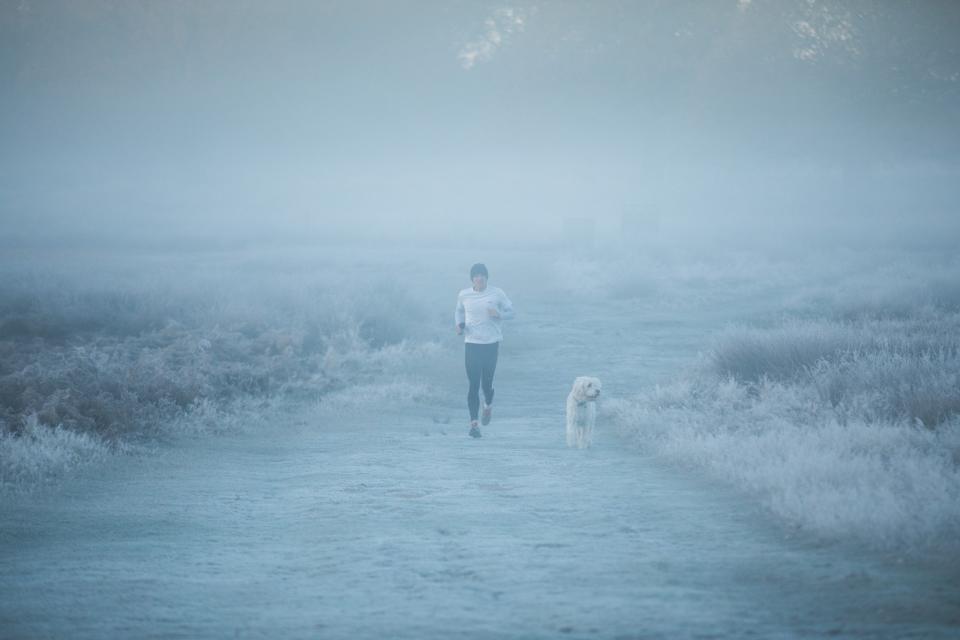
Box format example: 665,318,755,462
455,294,466,333
498,290,515,320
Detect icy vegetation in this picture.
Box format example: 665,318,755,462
0,250,439,491
3,245,959,555
596,251,960,552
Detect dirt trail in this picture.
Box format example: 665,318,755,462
2,402,959,639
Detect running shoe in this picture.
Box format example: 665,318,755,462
469,422,482,438
481,404,492,426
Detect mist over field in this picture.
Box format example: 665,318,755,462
2,2,960,638
3,0,960,250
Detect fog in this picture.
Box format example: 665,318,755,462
3,0,959,251
4,5,960,635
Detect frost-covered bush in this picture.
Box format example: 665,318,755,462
0,252,437,490
608,380,960,550
709,319,861,383
709,313,960,426
609,309,960,551
0,414,115,489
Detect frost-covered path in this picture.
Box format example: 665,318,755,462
3,408,959,639
2,299,959,639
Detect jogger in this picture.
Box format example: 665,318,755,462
455,263,514,437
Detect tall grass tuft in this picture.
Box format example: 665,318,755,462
709,313,960,426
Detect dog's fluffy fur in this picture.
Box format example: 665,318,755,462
566,376,602,448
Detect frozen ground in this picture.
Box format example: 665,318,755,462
2,262,959,639
4,410,959,639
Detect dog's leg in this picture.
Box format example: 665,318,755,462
584,403,596,448
575,410,585,449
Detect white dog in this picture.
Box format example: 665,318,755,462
566,376,602,448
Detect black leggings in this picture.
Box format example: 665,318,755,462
465,342,499,421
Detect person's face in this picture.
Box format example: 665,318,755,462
472,274,487,291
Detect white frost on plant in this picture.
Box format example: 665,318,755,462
0,415,113,492
608,309,960,552
458,7,532,70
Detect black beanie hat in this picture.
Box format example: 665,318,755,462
470,263,488,279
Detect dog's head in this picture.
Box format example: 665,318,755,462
572,376,602,403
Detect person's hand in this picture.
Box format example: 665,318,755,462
487,307,500,318
456,323,464,335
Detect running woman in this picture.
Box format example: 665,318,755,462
455,263,514,438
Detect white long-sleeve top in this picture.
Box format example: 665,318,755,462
454,285,515,344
